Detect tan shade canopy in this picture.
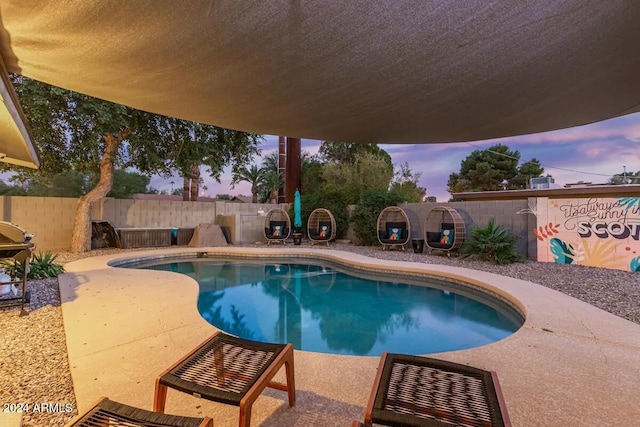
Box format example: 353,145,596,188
0,54,39,168
0,0,639,169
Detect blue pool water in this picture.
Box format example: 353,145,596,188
124,258,523,356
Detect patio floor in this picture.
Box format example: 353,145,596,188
58,247,640,426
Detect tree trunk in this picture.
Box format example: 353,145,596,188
190,164,200,201
70,133,121,253
182,177,190,201
251,184,258,203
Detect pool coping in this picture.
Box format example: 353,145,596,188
59,247,640,426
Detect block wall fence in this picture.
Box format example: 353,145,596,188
0,196,536,257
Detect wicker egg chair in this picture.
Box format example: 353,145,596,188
376,206,411,250
264,208,291,245
424,206,466,256
307,208,336,246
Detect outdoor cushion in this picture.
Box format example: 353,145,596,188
386,227,401,241
271,225,283,236
439,228,454,246
442,222,455,230
385,222,408,242
267,221,288,238
426,231,441,243
317,221,332,239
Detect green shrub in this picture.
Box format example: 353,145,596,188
0,251,65,280
460,218,525,264
351,189,404,245
291,191,350,238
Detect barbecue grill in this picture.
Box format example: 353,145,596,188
0,221,35,312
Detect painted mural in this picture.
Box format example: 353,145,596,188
536,197,640,272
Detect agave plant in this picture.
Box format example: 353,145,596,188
0,251,65,280
460,218,524,265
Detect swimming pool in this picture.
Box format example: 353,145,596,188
124,257,523,356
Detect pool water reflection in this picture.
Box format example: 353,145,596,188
128,259,522,356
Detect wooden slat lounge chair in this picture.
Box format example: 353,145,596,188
154,331,295,427
377,206,411,250
359,352,511,427
307,208,336,246
65,397,213,427
264,208,291,245
424,206,466,256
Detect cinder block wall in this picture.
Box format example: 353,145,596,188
403,200,533,258
0,196,534,256
97,199,218,228
0,196,79,252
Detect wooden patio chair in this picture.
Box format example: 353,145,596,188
359,352,511,427
66,397,213,427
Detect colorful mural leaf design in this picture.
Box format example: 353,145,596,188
550,238,574,264
571,241,586,263
631,257,640,273
534,222,562,241
577,238,626,270
617,197,640,215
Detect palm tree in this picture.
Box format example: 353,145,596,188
261,151,279,174
260,171,284,203
232,164,265,203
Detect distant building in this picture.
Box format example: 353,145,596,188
529,176,555,189
452,184,640,201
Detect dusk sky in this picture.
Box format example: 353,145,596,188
150,112,640,202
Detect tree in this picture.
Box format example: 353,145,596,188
260,171,284,203
447,144,543,193
321,152,393,204
9,75,261,252
231,164,265,203
314,142,394,203
608,170,640,185
390,162,427,202
318,141,392,169
164,119,261,201
0,180,26,196
106,170,151,199
261,151,279,174
23,170,90,197
510,159,544,190
258,152,284,203
300,153,325,195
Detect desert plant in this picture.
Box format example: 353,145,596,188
460,218,524,264
0,251,65,280
351,189,404,245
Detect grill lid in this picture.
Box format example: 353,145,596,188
0,221,34,261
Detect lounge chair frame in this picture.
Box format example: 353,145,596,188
424,206,466,256
263,208,291,245
67,397,213,427
376,206,411,250
154,331,295,427
362,352,511,427
307,208,336,246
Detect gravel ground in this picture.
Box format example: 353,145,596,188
1,244,639,426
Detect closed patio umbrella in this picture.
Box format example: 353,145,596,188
294,189,302,230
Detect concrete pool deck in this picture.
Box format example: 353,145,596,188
58,247,640,426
